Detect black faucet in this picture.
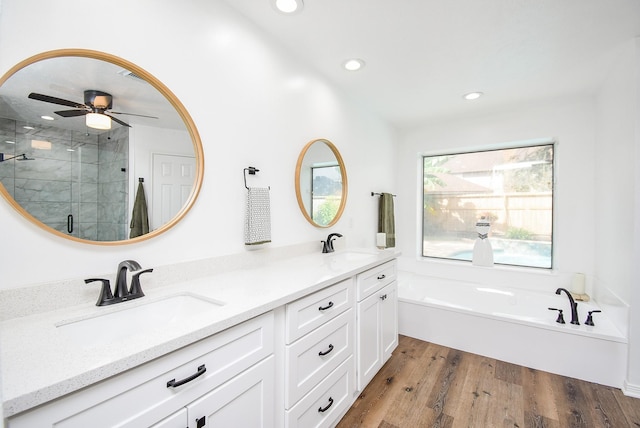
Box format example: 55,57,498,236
321,233,343,253
555,288,579,325
115,260,142,298
85,260,153,306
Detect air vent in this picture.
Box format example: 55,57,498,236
117,69,147,83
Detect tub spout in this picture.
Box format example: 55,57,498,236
555,287,579,325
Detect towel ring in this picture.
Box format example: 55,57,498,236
244,167,270,190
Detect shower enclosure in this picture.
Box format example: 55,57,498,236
0,117,129,241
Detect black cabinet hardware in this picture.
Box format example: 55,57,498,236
318,344,334,356
318,301,334,311
167,364,207,388
318,397,334,413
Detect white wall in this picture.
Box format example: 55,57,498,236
595,37,640,396
595,39,637,306
396,96,597,290
0,0,397,288
631,37,640,397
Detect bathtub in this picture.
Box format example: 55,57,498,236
397,271,628,388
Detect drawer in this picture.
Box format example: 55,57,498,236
286,278,354,343
285,356,355,428
285,309,354,408
356,260,396,301
9,312,274,428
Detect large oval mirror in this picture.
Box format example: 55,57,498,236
0,49,204,245
295,138,347,227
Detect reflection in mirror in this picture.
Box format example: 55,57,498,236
295,139,347,227
0,49,203,245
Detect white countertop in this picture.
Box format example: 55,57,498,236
1,249,397,418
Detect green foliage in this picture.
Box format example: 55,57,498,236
505,227,533,240
314,199,340,226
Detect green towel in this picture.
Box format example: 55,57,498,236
129,181,149,238
378,193,395,248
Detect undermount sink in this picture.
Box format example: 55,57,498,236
56,293,224,347
330,251,377,261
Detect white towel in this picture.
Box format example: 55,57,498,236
244,187,271,245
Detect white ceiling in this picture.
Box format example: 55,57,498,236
222,0,640,129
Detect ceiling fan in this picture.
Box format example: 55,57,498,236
27,89,158,129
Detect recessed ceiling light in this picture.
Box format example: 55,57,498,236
343,58,365,71
272,0,303,14
41,115,54,121
463,92,483,100
4,140,16,144
23,125,34,130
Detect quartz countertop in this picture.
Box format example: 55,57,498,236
1,248,397,418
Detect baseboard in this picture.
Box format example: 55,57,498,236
623,379,640,398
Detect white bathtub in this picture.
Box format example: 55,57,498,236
397,271,628,388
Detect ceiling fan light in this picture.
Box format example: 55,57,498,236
86,113,111,130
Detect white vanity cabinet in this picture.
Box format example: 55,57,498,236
8,312,275,428
284,278,356,428
356,260,398,390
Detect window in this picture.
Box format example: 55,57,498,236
311,164,342,226
422,143,554,269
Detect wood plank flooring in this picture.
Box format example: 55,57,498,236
337,335,640,428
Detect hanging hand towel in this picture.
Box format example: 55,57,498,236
244,187,271,245
378,192,395,248
130,181,149,238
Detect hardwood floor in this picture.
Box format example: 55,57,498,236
337,335,640,428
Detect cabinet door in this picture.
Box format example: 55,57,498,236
151,408,187,428
187,356,274,428
380,281,398,362
356,291,382,391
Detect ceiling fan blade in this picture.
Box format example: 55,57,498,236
28,93,85,109
109,111,159,119
55,109,89,118
104,113,131,128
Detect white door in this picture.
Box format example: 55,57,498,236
381,282,399,362
150,408,187,428
151,153,196,230
187,356,275,428
357,293,382,391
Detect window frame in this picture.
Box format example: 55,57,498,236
419,139,556,270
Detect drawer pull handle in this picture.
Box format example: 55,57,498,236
318,301,334,311
166,364,206,388
377,274,386,280
318,397,334,413
318,344,334,356
380,294,387,301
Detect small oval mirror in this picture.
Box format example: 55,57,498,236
295,139,347,227
0,49,204,245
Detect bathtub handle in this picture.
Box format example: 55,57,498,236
377,274,386,280
585,310,601,326
548,307,565,324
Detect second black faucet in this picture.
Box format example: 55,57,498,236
321,233,343,253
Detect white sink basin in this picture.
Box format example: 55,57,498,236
330,251,377,262
56,294,224,347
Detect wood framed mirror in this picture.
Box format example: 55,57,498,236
0,49,204,245
295,138,347,227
